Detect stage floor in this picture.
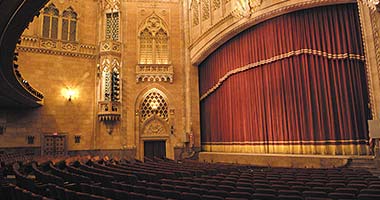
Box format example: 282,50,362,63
199,152,374,168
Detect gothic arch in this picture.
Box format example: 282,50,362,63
134,85,174,160
138,13,170,64
138,13,169,37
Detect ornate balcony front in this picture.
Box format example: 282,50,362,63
97,101,121,121
136,64,173,83
99,40,121,56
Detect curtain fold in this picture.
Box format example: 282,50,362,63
199,4,370,155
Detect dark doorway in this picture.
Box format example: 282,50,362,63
42,134,67,157
144,140,166,160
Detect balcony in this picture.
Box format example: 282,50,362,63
135,64,173,83
97,101,121,121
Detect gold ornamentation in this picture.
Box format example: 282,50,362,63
61,42,78,51
143,120,166,136
191,0,200,26
18,36,96,59
357,1,380,119
362,0,380,11
140,88,169,123
200,49,365,100
98,101,121,121
40,39,57,49
100,40,121,55
202,0,211,21
231,0,262,18
213,0,221,10
102,0,120,11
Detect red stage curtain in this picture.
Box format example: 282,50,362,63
199,4,370,154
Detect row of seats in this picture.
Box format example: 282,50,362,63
0,152,35,166
2,155,380,200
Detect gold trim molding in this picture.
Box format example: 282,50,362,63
202,144,370,155
200,49,365,100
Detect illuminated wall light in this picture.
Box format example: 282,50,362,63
62,87,78,101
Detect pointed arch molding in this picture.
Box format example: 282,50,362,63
136,13,173,83
190,0,356,65
136,86,174,139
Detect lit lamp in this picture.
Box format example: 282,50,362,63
62,87,77,101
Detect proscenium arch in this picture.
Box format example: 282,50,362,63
190,0,355,65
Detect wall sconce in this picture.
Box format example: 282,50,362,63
62,87,77,101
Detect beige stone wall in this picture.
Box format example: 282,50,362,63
5,0,377,158
0,0,193,160
0,0,98,151
118,0,187,160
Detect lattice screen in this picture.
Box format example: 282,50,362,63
140,91,168,122
106,12,120,41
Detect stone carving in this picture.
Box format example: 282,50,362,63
202,0,211,21
18,36,96,59
102,0,120,11
98,101,121,121
213,0,221,10
140,89,169,122
231,0,262,18
136,64,174,83
143,120,167,136
191,0,200,26
100,40,121,54
62,42,78,51
143,14,168,36
40,39,57,49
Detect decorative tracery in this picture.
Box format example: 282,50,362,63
191,0,200,26
106,12,120,41
138,14,169,64
140,89,169,123
202,0,210,21
42,4,59,39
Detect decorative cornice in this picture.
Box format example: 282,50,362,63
17,36,97,59
200,49,365,100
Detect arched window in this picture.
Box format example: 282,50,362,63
42,4,59,39
139,28,153,64
106,12,120,41
155,29,169,64
139,14,169,64
62,7,78,42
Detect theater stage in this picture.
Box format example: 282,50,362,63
199,152,374,168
